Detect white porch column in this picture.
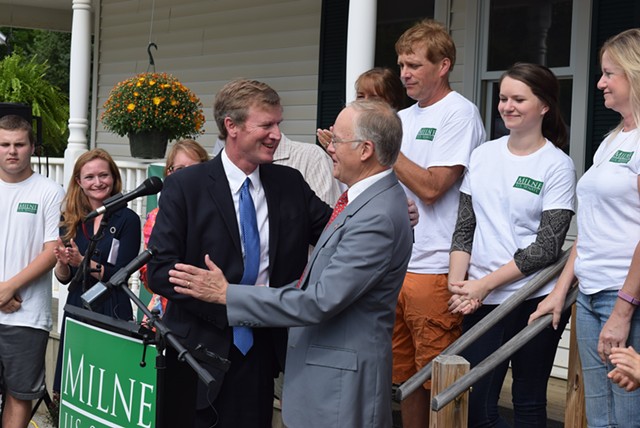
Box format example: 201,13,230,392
58,0,92,332
64,0,92,189
345,0,377,103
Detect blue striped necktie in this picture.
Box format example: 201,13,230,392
234,178,260,355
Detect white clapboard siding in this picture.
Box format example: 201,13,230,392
94,0,322,156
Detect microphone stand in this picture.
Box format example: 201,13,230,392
112,277,230,428
68,211,112,293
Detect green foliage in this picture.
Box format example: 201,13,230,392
0,28,71,97
0,53,70,155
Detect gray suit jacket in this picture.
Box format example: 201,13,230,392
226,171,413,427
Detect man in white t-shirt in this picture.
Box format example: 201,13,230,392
391,19,486,427
0,115,64,428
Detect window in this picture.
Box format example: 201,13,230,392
479,0,574,153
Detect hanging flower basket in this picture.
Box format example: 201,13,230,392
101,72,205,159
128,130,169,159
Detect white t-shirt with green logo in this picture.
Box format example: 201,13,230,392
461,136,576,304
0,173,64,331
398,91,486,273
574,128,640,294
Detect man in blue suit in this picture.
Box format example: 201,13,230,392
148,79,331,427
171,100,414,427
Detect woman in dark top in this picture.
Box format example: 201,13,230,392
52,148,141,393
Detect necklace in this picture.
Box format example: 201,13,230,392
594,129,638,168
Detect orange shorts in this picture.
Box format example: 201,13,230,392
392,272,463,389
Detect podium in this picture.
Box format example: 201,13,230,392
58,306,157,428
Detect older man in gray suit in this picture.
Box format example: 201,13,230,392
171,99,413,427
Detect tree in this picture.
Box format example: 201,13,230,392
0,53,69,156
0,28,72,156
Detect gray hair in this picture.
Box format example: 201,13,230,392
350,100,403,167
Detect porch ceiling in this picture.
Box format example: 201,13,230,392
0,0,73,32
4,0,70,9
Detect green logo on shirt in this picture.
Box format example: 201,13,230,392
609,150,634,164
513,176,543,195
416,127,436,141
17,202,38,214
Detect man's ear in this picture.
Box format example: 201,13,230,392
360,140,375,161
439,58,452,78
224,116,237,138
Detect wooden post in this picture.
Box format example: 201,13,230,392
430,355,469,427
564,305,587,426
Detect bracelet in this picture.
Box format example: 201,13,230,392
617,289,640,306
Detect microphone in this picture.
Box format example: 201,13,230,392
85,176,163,221
81,246,156,310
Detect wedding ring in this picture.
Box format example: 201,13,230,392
187,281,191,289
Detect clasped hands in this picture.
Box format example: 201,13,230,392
0,283,22,314
171,254,229,304
448,278,489,315
54,237,83,268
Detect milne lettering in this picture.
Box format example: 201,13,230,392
63,349,154,428
513,176,543,195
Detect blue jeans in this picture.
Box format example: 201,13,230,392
461,296,570,428
576,290,640,428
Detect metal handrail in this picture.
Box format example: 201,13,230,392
431,282,578,410
395,248,572,401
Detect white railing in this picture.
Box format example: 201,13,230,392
32,156,151,324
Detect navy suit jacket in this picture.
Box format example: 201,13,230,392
147,154,331,399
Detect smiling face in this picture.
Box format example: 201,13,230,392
498,76,548,134
598,50,631,117
76,159,115,209
0,129,34,183
224,104,283,174
326,107,365,187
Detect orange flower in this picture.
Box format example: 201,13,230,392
101,72,205,140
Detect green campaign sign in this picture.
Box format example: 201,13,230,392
60,318,157,428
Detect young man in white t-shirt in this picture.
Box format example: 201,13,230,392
391,19,486,427
0,115,64,428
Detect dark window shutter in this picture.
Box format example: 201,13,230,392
586,0,640,169
316,0,349,136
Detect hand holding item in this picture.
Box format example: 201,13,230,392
171,254,229,304
63,239,83,268
527,287,568,330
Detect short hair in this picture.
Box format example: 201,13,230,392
500,63,568,148
214,79,282,139
355,68,405,111
0,114,35,145
395,19,456,72
61,148,122,242
350,100,403,167
600,28,640,133
164,139,209,176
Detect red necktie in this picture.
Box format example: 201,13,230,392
327,191,349,226
296,191,349,288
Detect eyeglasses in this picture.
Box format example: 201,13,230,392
329,136,366,147
168,165,187,173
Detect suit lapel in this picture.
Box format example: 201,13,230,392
207,155,242,256
300,171,399,289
